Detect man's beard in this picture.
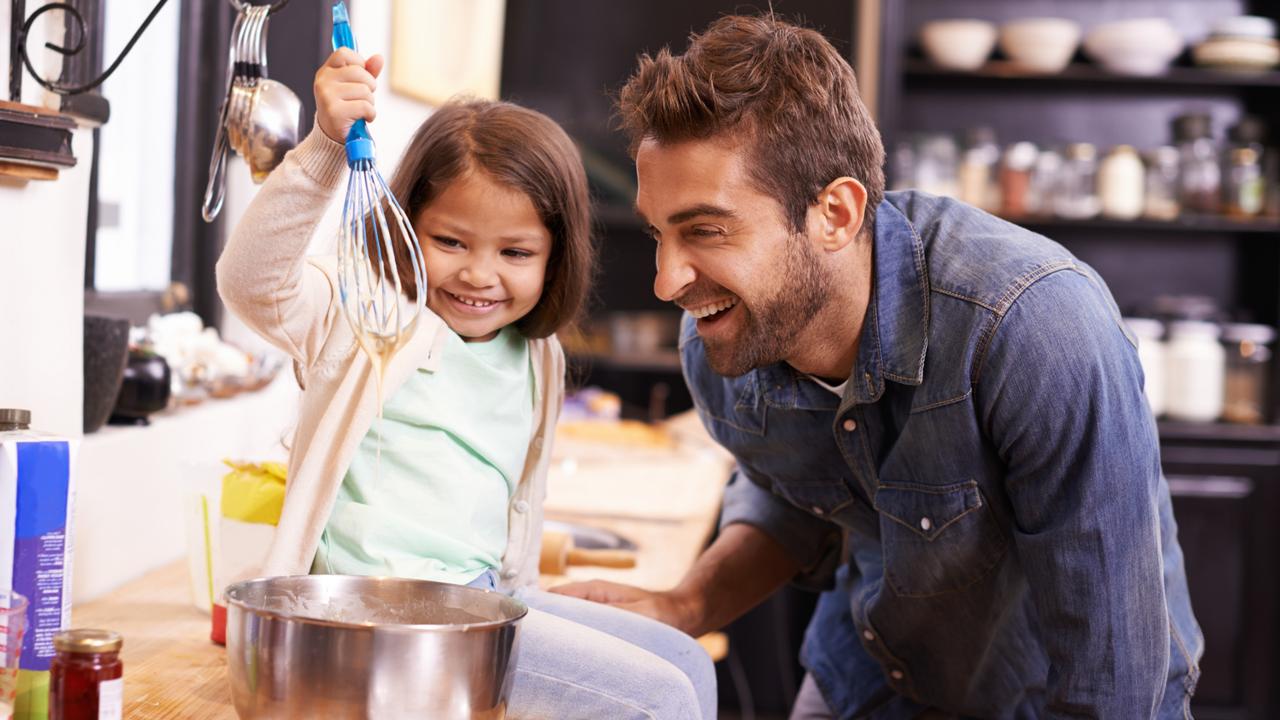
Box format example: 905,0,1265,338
702,238,830,377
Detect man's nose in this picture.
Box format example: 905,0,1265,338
653,240,696,303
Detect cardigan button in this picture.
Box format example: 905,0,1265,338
513,500,530,514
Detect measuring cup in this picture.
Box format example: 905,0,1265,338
0,591,28,720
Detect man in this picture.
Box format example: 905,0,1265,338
553,13,1202,719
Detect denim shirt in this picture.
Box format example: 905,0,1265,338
682,192,1203,719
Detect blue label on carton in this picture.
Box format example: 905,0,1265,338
12,441,70,672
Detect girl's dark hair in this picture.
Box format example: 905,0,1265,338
384,99,594,338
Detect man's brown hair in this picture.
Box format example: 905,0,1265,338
384,99,594,339
617,14,885,236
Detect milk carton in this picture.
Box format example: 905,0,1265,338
0,409,77,720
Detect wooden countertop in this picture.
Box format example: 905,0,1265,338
71,415,733,718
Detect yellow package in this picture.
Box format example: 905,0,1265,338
219,460,286,526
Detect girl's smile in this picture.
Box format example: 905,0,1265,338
415,169,552,341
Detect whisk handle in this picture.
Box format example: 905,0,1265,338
331,2,374,164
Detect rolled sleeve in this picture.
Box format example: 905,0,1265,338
720,468,844,590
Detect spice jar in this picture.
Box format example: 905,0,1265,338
1027,149,1062,216
1222,323,1275,424
1054,143,1101,219
1173,113,1222,214
1224,147,1265,218
999,142,1038,217
1098,145,1146,220
1126,318,1166,417
1164,321,1225,423
915,133,959,199
1144,146,1181,221
50,629,123,720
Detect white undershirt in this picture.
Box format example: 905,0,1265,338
807,375,848,398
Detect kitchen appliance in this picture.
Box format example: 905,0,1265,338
225,575,526,719
108,350,171,426
331,2,428,354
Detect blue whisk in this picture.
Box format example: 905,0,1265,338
331,2,427,355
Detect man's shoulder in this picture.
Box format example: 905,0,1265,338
885,191,1086,316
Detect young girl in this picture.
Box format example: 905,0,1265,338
217,48,715,719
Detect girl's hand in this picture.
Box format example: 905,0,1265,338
314,48,384,144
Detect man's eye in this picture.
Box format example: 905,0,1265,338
690,227,723,238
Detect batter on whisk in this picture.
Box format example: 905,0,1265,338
214,9,716,717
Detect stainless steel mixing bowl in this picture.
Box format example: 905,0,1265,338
225,575,527,719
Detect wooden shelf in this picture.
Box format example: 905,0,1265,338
1159,420,1280,445
569,350,682,373
905,59,1280,91
1004,215,1280,236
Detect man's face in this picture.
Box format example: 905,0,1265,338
636,137,830,377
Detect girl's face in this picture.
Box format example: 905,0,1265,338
414,170,552,342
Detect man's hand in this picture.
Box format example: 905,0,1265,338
549,580,700,634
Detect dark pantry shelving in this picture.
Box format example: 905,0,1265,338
878,1,1280,717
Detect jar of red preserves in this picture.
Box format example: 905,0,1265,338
49,629,123,720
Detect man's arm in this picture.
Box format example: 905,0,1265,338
978,268,1170,717
551,522,799,637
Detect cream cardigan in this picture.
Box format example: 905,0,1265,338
216,128,563,591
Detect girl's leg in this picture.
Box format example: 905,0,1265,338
511,587,717,720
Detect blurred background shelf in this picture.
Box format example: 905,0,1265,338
1005,214,1280,235
905,58,1280,90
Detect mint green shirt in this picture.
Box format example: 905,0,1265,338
313,326,533,585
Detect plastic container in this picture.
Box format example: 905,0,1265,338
1222,323,1276,424
1164,321,1226,422
1098,145,1146,220
1126,318,1166,417
49,630,123,720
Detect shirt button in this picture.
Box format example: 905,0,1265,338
501,568,517,579
513,500,530,514
533,437,544,449
842,419,857,432
862,629,875,642
890,669,904,681
811,506,824,516
920,517,932,531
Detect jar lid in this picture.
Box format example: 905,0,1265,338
1222,323,1276,344
1124,317,1164,339
1230,147,1259,165
1003,142,1038,170
1172,113,1212,142
1168,320,1221,339
0,409,31,427
54,629,123,654
1065,143,1096,161
1228,115,1267,145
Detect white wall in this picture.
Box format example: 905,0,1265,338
0,5,91,439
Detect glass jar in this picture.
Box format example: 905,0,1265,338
1125,318,1166,417
1173,113,1221,214
958,127,1000,211
1224,147,1265,218
889,141,916,192
1222,323,1275,424
1164,321,1225,422
1027,149,1062,216
1053,143,1101,219
915,134,959,199
999,142,1038,217
1098,145,1145,220
50,629,123,720
1144,146,1181,221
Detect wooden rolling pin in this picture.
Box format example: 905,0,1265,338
539,530,637,575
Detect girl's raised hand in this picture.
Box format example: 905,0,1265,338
314,48,385,144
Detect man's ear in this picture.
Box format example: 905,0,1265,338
813,177,868,252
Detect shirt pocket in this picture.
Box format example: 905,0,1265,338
772,477,858,519
873,480,1008,598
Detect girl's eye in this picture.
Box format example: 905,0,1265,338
433,236,462,249
503,248,534,259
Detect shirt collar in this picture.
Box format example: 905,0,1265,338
755,198,930,411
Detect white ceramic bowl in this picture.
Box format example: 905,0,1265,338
1083,18,1185,76
920,19,997,71
999,18,1082,73
1210,15,1277,41
1193,37,1280,70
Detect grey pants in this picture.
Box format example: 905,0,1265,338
789,673,956,720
